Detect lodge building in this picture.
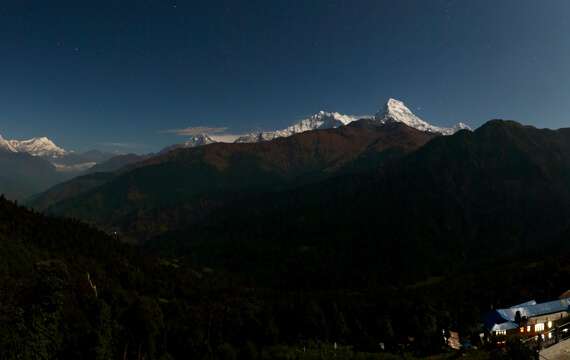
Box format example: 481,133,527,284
485,294,570,344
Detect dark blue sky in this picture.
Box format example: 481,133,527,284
1,0,570,153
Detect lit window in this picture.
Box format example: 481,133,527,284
520,327,524,333
548,333,553,339
548,321,553,329
527,326,531,332
535,323,544,332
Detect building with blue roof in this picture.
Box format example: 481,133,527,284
485,295,570,344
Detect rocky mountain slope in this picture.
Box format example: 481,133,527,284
31,120,437,239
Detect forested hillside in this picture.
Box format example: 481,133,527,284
8,120,570,359
32,121,435,241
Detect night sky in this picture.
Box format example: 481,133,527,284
2,0,570,153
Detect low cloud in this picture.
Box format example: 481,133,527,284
160,126,229,136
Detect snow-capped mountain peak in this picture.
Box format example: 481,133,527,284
375,98,470,135
164,98,470,150
288,111,357,132
0,134,18,153
235,111,360,143
159,134,217,154
452,122,471,132
182,134,216,147
8,137,67,158
379,98,430,127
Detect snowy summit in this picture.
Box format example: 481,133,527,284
8,137,68,158
159,134,217,153
164,98,471,151
235,111,360,143
375,98,470,135
0,134,68,158
0,134,18,153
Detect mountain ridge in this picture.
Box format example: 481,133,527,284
31,120,437,239
147,119,570,288
8,136,67,158
162,98,470,151
0,134,119,200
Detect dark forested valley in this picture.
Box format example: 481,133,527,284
1,119,570,359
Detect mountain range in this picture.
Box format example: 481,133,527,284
8,98,570,359
30,99,463,238
165,98,470,150
31,120,437,238
0,134,117,166
0,135,122,200
168,119,570,286
24,97,570,294
2,136,67,158
3,98,464,202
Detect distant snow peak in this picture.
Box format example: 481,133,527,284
0,134,67,156
160,133,217,154
375,98,470,135
182,134,216,147
8,137,68,158
235,111,360,143
164,98,470,151
289,111,357,131
0,134,17,153
452,122,471,132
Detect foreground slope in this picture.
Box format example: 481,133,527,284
5,181,570,360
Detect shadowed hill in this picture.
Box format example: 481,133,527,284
8,121,570,359
148,120,570,287
86,153,149,174
32,120,436,239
